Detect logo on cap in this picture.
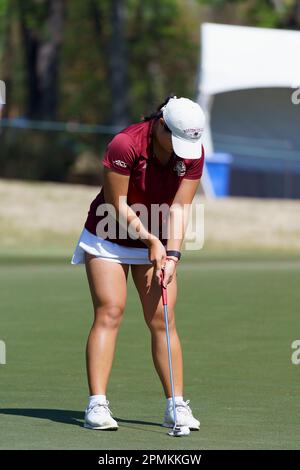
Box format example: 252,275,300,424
183,128,203,140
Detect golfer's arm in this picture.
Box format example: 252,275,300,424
103,168,156,247
166,178,200,252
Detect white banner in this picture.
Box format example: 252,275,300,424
199,23,300,96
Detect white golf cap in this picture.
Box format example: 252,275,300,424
162,97,205,159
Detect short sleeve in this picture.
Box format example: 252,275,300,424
183,146,205,180
102,133,136,176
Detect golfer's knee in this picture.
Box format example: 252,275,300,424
147,310,175,334
94,304,124,329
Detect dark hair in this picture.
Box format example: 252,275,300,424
142,94,176,122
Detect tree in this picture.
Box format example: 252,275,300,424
0,0,11,115
18,0,65,119
127,0,200,120
88,0,129,127
197,0,300,29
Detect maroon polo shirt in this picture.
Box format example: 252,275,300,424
85,119,204,248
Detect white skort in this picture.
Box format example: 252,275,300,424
71,228,152,265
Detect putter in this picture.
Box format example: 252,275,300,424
160,270,190,437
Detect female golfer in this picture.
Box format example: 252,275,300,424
72,95,205,431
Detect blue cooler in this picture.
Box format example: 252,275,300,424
206,153,233,197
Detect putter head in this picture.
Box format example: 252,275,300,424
168,425,190,437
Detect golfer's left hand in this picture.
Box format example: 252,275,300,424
162,258,177,287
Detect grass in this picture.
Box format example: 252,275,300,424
0,253,300,449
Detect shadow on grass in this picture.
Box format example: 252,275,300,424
0,409,84,427
115,417,161,427
0,409,161,428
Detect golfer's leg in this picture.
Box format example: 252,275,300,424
131,264,183,398
85,253,129,395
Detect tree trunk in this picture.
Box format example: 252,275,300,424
19,0,65,120
283,0,300,29
107,0,129,127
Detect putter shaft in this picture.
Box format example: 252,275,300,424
161,273,178,431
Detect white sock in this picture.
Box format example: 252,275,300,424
167,396,183,406
88,394,106,407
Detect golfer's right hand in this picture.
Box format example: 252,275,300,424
148,238,167,285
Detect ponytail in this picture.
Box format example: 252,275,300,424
142,94,176,121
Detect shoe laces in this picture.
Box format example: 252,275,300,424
175,399,192,416
89,400,112,415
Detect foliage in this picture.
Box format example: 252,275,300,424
197,0,300,29
1,0,299,183
1,0,201,124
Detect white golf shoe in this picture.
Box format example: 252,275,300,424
162,399,200,431
84,400,118,430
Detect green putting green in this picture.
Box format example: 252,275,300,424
0,255,299,449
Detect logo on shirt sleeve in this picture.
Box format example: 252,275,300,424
113,160,128,168
173,161,186,177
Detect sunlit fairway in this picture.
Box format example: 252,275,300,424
0,252,299,449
